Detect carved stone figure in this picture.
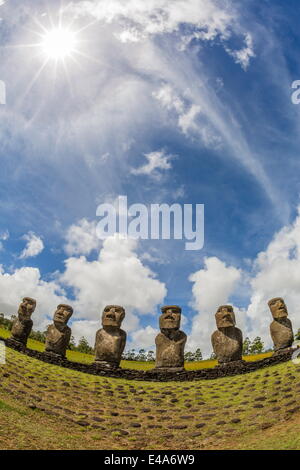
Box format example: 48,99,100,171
211,305,243,364
155,305,187,371
11,297,36,346
45,304,73,357
94,305,127,368
268,297,294,353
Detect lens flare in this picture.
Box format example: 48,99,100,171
41,28,77,60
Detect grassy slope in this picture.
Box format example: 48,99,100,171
0,345,299,450
0,327,272,369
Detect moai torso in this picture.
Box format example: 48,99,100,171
212,305,243,364
11,318,33,346
155,305,187,370
11,297,36,346
94,328,126,365
45,304,73,357
211,327,243,363
155,330,186,369
45,324,71,357
94,305,127,368
268,298,294,353
270,318,294,352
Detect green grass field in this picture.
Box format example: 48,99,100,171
0,348,300,450
0,331,299,450
0,327,272,369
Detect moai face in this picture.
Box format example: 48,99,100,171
102,305,125,328
18,297,36,321
268,298,288,320
53,304,73,325
159,306,181,330
215,305,236,329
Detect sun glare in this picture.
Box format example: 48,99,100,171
41,28,77,60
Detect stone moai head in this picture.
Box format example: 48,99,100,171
102,305,125,329
53,304,73,326
18,297,36,321
215,305,236,329
268,297,288,320
159,305,182,331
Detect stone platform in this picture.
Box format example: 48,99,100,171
1,336,294,382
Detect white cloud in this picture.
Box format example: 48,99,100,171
64,218,101,256
246,206,300,349
0,265,68,331
68,0,235,47
187,209,300,356
153,84,184,114
20,232,44,259
60,235,167,329
128,325,158,351
0,230,9,241
71,319,99,346
226,33,255,71
0,232,166,346
131,149,173,178
0,0,282,228
178,104,201,135
187,256,242,356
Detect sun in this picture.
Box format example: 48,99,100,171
41,27,77,60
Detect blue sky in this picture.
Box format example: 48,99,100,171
1,0,300,356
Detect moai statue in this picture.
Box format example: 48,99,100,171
11,297,37,346
211,305,243,365
155,305,187,371
268,297,294,353
94,305,127,368
45,304,73,357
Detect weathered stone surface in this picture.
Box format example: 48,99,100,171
11,297,36,346
94,305,126,368
45,304,73,357
268,298,294,353
155,305,187,371
211,305,243,364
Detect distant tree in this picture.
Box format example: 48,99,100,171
7,316,15,331
210,352,217,360
29,330,46,343
295,329,300,341
243,337,251,355
0,314,14,331
123,349,137,361
194,348,203,361
77,336,93,354
137,349,146,361
249,336,264,355
68,335,77,351
184,351,195,362
147,350,155,362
